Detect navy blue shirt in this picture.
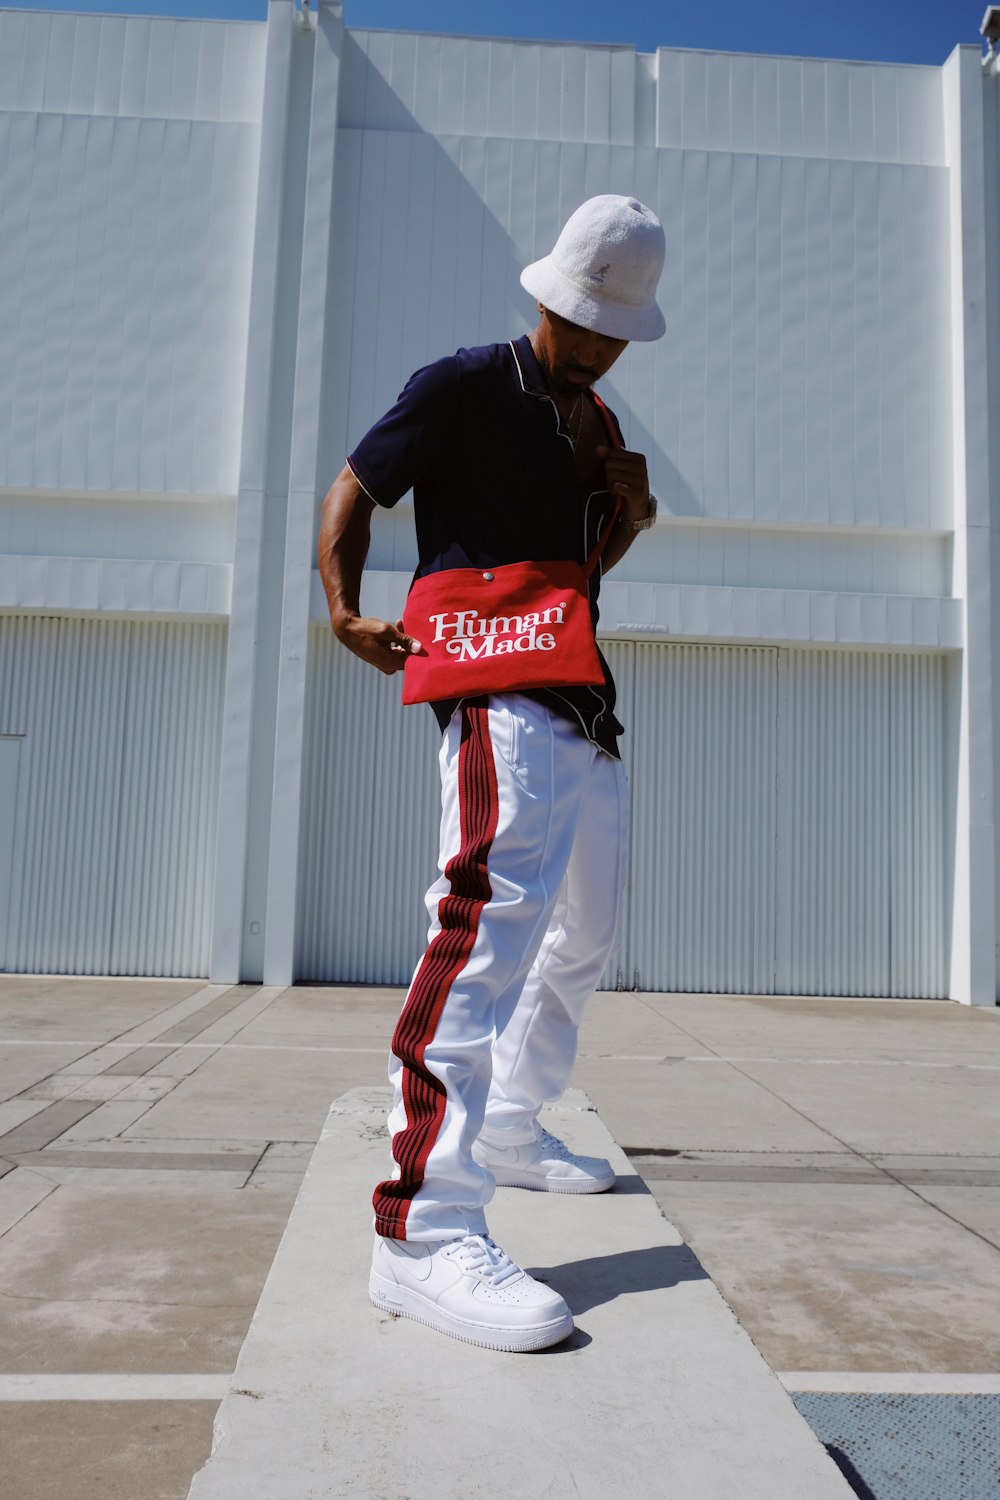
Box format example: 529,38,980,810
348,335,624,756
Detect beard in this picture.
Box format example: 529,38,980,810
546,361,597,398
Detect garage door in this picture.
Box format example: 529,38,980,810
0,616,226,976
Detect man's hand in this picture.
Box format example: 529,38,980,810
596,444,650,523
333,614,424,676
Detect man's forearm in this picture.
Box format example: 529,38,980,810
318,465,375,632
318,465,423,675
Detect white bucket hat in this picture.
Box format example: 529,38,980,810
520,194,666,343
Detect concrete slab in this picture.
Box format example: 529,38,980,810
124,1047,386,1142
0,1100,102,1151
904,1186,1000,1248
21,1075,90,1099
13,1164,256,1190
187,1088,853,1500
112,986,238,1047
193,987,286,1046
150,1045,226,1079
734,1058,1000,1154
0,1181,299,1374
153,990,261,1046
0,1400,216,1500
23,1148,262,1173
36,1137,269,1163
229,985,402,1050
0,976,204,1041
55,1101,156,1142
0,1166,58,1238
101,1045,177,1076
572,1055,843,1151
637,993,1000,1059
646,1179,1000,1372
58,1043,155,1077
575,989,718,1057
628,1149,887,1183
114,1076,183,1102
0,1099,51,1133
0,1045,97,1101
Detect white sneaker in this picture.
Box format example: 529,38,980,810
473,1127,616,1194
369,1232,574,1352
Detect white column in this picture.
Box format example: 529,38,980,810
262,1,344,986
209,0,299,983
943,46,996,1004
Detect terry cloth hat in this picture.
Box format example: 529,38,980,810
520,194,666,342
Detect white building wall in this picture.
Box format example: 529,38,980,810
0,10,264,499
0,2,994,1001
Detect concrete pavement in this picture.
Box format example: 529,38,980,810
0,977,997,1496
188,1088,854,1499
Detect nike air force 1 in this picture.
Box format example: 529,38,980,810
369,1232,574,1352
473,1126,616,1194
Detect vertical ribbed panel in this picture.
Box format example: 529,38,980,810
602,642,779,994
0,11,265,122
656,51,945,166
0,110,260,495
296,628,440,983
0,12,264,495
0,617,226,976
888,655,947,997
324,124,951,535
0,617,128,974
776,649,947,998
295,639,948,995
111,623,227,976
340,30,636,143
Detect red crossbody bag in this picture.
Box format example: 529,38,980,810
400,396,623,706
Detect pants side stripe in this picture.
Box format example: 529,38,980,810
373,705,499,1239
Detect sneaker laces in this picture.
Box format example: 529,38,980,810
536,1128,575,1159
445,1234,523,1287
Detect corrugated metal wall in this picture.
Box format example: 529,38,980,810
299,637,949,997
0,11,262,496
297,626,440,983
0,616,226,976
604,641,778,994
777,648,948,998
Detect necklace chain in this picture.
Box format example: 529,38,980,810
567,395,586,449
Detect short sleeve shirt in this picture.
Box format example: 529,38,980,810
348,335,625,756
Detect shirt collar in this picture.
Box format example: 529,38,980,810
509,334,548,398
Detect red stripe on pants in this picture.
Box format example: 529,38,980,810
372,703,499,1240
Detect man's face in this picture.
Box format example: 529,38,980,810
534,306,629,397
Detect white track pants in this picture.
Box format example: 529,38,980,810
373,693,629,1243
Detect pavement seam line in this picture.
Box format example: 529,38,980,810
778,1372,1000,1394
718,1057,1000,1256
0,1374,232,1400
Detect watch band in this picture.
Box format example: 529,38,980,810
620,494,657,533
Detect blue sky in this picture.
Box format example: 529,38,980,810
9,0,990,67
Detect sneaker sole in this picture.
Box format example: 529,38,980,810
368,1271,575,1353
487,1167,616,1195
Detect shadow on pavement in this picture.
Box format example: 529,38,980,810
530,1241,711,1317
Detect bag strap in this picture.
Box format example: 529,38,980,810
581,393,624,580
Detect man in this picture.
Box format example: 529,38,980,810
318,195,666,1352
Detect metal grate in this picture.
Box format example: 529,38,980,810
791,1394,1000,1500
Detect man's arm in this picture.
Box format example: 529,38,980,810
317,465,422,674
